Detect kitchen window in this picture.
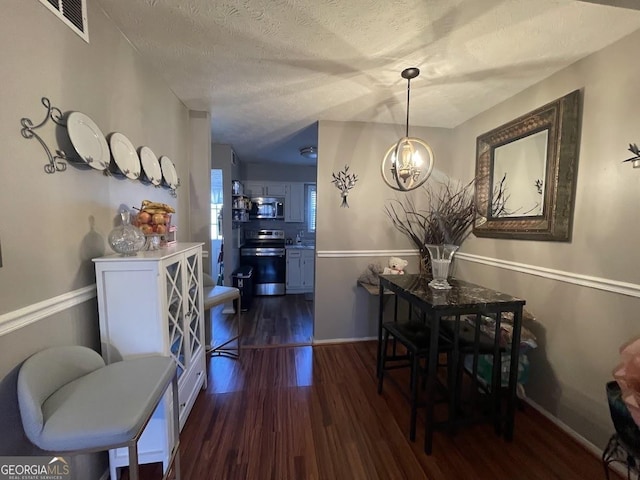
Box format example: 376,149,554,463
307,184,316,233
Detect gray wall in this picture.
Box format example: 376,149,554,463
189,111,212,272
212,143,241,284
0,1,193,476
450,27,640,448
315,120,454,340
313,29,640,450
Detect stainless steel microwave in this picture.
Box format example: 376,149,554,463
250,197,285,219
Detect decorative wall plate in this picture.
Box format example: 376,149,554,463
67,111,110,170
109,132,141,180
160,156,179,189
139,146,162,186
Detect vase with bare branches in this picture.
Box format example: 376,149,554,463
385,179,475,278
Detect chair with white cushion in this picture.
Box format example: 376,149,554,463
17,345,180,480
203,273,242,359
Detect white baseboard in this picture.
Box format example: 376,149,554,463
524,397,601,454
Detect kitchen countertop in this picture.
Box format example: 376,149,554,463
285,244,315,250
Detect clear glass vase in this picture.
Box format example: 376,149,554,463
425,244,459,289
108,210,146,256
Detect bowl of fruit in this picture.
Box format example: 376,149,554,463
134,200,175,238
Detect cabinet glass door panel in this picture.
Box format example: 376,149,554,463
165,259,185,377
185,253,202,355
170,335,185,377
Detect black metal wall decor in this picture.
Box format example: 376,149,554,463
622,143,640,168
20,97,68,174
19,97,180,197
331,164,358,208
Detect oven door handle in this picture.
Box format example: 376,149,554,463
241,249,286,257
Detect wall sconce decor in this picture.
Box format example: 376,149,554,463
623,143,640,168
381,67,434,191
331,164,358,208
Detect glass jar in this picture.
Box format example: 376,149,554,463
108,210,146,256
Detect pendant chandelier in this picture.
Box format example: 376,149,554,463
381,67,434,191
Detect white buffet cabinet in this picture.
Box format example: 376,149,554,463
93,243,206,480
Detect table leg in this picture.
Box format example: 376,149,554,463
376,282,385,378
447,314,461,435
424,312,441,455
492,310,503,435
505,307,523,440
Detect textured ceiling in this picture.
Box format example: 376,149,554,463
97,0,640,166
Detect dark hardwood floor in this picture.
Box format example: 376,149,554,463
126,341,617,480
212,294,314,348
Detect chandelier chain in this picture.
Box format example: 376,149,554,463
405,77,411,138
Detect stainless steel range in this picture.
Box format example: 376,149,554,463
240,230,286,296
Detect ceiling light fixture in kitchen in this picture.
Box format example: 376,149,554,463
300,146,318,159
381,67,434,191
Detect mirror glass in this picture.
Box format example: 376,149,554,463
491,129,548,218
473,90,581,241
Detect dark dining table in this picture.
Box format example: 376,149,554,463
377,274,526,454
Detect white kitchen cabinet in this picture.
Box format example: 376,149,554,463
265,182,287,196
244,181,286,197
285,183,305,223
93,243,206,480
301,249,315,290
286,248,314,293
243,181,263,197
286,250,302,290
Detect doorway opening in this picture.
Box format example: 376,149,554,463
210,169,223,284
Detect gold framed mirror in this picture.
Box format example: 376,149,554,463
473,89,581,241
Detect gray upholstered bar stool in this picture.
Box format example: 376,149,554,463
203,273,242,359
17,346,180,480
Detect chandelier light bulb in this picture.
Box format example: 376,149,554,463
397,140,415,182
413,150,423,167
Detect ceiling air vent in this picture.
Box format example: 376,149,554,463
39,0,89,43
